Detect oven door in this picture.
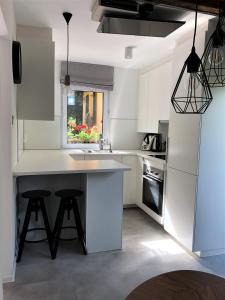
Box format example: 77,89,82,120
142,175,163,216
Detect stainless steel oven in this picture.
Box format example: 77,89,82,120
142,162,164,216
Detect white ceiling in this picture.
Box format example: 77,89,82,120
13,0,212,69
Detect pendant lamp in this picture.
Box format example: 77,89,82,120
63,12,73,95
201,7,225,87
171,0,213,114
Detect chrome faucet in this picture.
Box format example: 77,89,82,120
99,138,105,150
109,142,112,153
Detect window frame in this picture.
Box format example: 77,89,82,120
62,85,109,149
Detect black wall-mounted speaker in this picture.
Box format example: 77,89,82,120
12,41,22,84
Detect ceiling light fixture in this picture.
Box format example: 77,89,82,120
171,0,213,114
201,6,225,87
63,12,72,94
125,46,135,59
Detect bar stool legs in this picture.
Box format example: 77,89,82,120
72,199,87,255
17,189,87,261
52,201,65,259
39,199,54,259
53,193,87,259
17,200,33,263
17,193,54,263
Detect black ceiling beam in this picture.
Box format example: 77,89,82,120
101,0,222,15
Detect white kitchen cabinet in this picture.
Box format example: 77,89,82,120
136,156,144,207
147,71,159,133
84,154,137,206
109,68,138,119
137,72,149,133
17,26,55,121
151,61,172,122
164,168,196,251
167,32,202,175
167,109,201,175
137,61,172,133
122,156,137,205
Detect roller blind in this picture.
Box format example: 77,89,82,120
60,61,114,91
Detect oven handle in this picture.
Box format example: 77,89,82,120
142,174,163,183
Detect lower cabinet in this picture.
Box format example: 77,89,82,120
122,156,138,206
164,167,196,252
83,154,137,205
136,156,144,207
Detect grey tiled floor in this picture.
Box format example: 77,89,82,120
4,208,225,300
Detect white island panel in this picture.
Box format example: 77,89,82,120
86,172,123,253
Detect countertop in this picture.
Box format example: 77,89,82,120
13,150,131,176
13,149,167,176
67,149,167,165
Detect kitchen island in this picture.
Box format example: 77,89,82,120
13,151,130,254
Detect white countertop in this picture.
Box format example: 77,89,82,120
67,149,166,158
13,150,131,176
73,149,167,165
13,149,167,176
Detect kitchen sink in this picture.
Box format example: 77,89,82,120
70,149,128,155
82,149,115,154
81,149,97,154
69,150,129,157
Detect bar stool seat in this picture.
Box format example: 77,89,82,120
17,190,54,262
53,189,87,258
22,190,51,199
55,189,83,198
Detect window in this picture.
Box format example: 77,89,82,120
62,86,108,148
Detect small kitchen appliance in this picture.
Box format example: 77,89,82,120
141,133,162,152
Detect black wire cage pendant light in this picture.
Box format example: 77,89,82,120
201,7,225,87
171,0,213,114
63,12,72,90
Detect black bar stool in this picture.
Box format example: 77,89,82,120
17,190,54,262
53,189,87,258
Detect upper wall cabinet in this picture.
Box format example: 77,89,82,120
17,26,55,120
137,72,149,133
137,61,172,133
109,68,138,119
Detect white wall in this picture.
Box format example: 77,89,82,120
0,0,16,290
23,64,143,150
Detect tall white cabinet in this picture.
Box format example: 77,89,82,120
137,60,172,133
164,21,225,256
164,27,206,253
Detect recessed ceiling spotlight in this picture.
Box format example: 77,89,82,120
125,46,136,59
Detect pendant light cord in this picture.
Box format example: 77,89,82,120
67,23,69,75
192,0,198,48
